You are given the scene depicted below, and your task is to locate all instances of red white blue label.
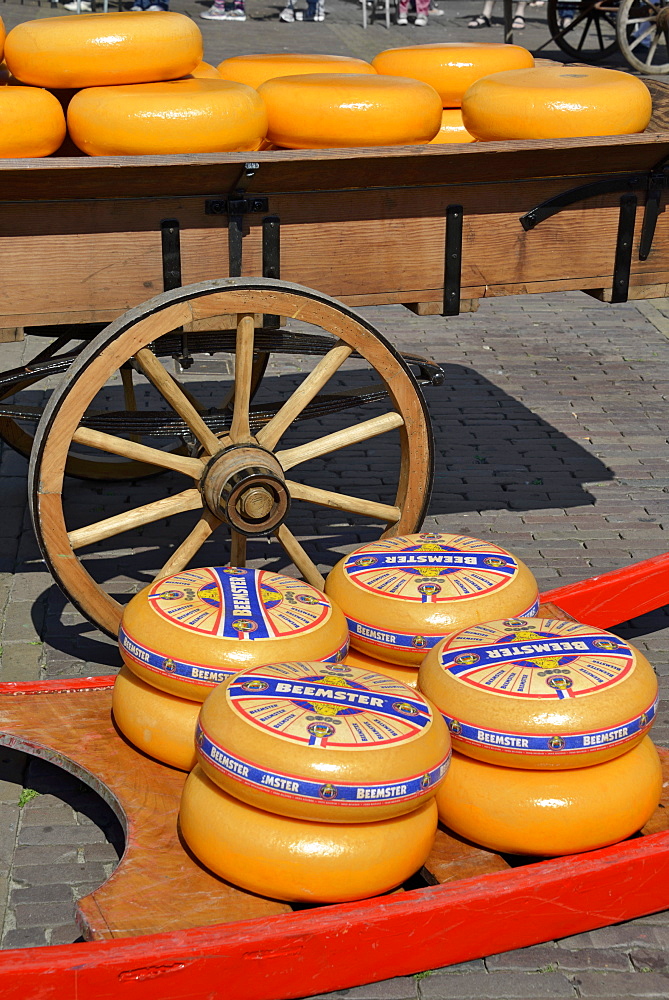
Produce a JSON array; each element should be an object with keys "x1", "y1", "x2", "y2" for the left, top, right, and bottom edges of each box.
[{"x1": 197, "y1": 721, "x2": 451, "y2": 807}]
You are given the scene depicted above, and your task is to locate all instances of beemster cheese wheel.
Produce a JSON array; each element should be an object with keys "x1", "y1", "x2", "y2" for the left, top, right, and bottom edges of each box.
[
  {"x1": 436, "y1": 739, "x2": 662, "y2": 856},
  {"x1": 4, "y1": 12, "x2": 202, "y2": 89},
  {"x1": 344, "y1": 645, "x2": 418, "y2": 688},
  {"x1": 119, "y1": 567, "x2": 349, "y2": 701},
  {"x1": 325, "y1": 532, "x2": 539, "y2": 666},
  {"x1": 0, "y1": 86, "x2": 66, "y2": 157},
  {"x1": 428, "y1": 109, "x2": 476, "y2": 145},
  {"x1": 112, "y1": 666, "x2": 199, "y2": 772},
  {"x1": 180, "y1": 765, "x2": 438, "y2": 902},
  {"x1": 197, "y1": 659, "x2": 451, "y2": 822},
  {"x1": 372, "y1": 43, "x2": 533, "y2": 108},
  {"x1": 257, "y1": 74, "x2": 442, "y2": 149},
  {"x1": 418, "y1": 616, "x2": 658, "y2": 769},
  {"x1": 68, "y1": 80, "x2": 267, "y2": 156},
  {"x1": 217, "y1": 52, "x2": 375, "y2": 90},
  {"x1": 461, "y1": 66, "x2": 652, "y2": 141}
]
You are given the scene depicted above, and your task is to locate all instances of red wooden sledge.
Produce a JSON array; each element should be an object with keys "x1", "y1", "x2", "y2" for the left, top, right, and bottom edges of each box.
[{"x1": 0, "y1": 558, "x2": 668, "y2": 1000}]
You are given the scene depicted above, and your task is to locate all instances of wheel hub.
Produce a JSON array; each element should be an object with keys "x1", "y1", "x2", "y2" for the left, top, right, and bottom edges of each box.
[
  {"x1": 657, "y1": 6, "x2": 668, "y2": 30},
  {"x1": 200, "y1": 444, "x2": 290, "y2": 536}
]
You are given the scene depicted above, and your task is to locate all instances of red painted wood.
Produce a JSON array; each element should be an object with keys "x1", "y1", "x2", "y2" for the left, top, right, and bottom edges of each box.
[
  {"x1": 0, "y1": 829, "x2": 668, "y2": 1000},
  {"x1": 0, "y1": 677, "x2": 116, "y2": 696},
  {"x1": 541, "y1": 551, "x2": 669, "y2": 628}
]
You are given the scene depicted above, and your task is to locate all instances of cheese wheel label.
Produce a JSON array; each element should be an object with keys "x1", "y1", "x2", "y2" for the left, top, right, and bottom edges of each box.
[
  {"x1": 342, "y1": 534, "x2": 522, "y2": 602},
  {"x1": 146, "y1": 567, "x2": 332, "y2": 639},
  {"x1": 226, "y1": 662, "x2": 434, "y2": 749},
  {"x1": 443, "y1": 694, "x2": 658, "y2": 757},
  {"x1": 439, "y1": 619, "x2": 635, "y2": 698},
  {"x1": 196, "y1": 721, "x2": 451, "y2": 807}
]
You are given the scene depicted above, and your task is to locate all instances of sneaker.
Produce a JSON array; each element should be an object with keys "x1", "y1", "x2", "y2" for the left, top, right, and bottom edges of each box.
[
  {"x1": 63, "y1": 1, "x2": 92, "y2": 9},
  {"x1": 396, "y1": 13, "x2": 407, "y2": 22},
  {"x1": 279, "y1": 5, "x2": 295, "y2": 18},
  {"x1": 146, "y1": 4, "x2": 168, "y2": 9},
  {"x1": 429, "y1": 4, "x2": 444, "y2": 13},
  {"x1": 414, "y1": 13, "x2": 427, "y2": 25},
  {"x1": 201, "y1": 4, "x2": 245, "y2": 16}
]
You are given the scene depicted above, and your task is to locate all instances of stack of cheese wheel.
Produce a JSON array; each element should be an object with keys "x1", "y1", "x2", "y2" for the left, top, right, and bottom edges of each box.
[
  {"x1": 461, "y1": 65, "x2": 652, "y2": 141},
  {"x1": 114, "y1": 566, "x2": 348, "y2": 771},
  {"x1": 325, "y1": 531, "x2": 539, "y2": 686},
  {"x1": 3, "y1": 13, "x2": 268, "y2": 155},
  {"x1": 418, "y1": 616, "x2": 662, "y2": 855},
  {"x1": 180, "y1": 659, "x2": 451, "y2": 902}
]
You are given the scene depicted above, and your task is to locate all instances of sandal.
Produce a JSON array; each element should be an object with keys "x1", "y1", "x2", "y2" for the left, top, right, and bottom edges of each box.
[
  {"x1": 468, "y1": 13, "x2": 490, "y2": 27},
  {"x1": 512, "y1": 14, "x2": 525, "y2": 27}
]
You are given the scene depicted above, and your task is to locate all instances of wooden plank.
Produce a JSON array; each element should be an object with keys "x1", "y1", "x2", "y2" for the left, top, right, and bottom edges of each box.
[
  {"x1": 423, "y1": 826, "x2": 510, "y2": 884},
  {"x1": 405, "y1": 300, "x2": 480, "y2": 316},
  {"x1": 0, "y1": 328, "x2": 24, "y2": 343}
]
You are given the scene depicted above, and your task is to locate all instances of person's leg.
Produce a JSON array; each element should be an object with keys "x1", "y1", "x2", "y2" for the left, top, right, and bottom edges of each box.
[
  {"x1": 468, "y1": 0, "x2": 494, "y2": 28},
  {"x1": 397, "y1": 0, "x2": 409, "y2": 25},
  {"x1": 414, "y1": 0, "x2": 430, "y2": 27}
]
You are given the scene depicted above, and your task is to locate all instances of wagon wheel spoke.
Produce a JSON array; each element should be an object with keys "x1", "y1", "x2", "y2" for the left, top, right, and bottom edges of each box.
[
  {"x1": 629, "y1": 22, "x2": 655, "y2": 47},
  {"x1": 274, "y1": 524, "x2": 325, "y2": 590},
  {"x1": 134, "y1": 347, "x2": 221, "y2": 456},
  {"x1": 230, "y1": 313, "x2": 256, "y2": 445},
  {"x1": 155, "y1": 509, "x2": 221, "y2": 580},
  {"x1": 230, "y1": 530, "x2": 247, "y2": 567},
  {"x1": 646, "y1": 32, "x2": 661, "y2": 62},
  {"x1": 285, "y1": 480, "x2": 400, "y2": 524},
  {"x1": 68, "y1": 488, "x2": 203, "y2": 550},
  {"x1": 169, "y1": 372, "x2": 207, "y2": 414},
  {"x1": 257, "y1": 341, "x2": 354, "y2": 451},
  {"x1": 275, "y1": 411, "x2": 404, "y2": 472},
  {"x1": 71, "y1": 426, "x2": 204, "y2": 478}
]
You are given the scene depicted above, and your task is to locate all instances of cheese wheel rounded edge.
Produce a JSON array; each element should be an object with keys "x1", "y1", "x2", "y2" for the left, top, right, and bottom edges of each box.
[
  {"x1": 428, "y1": 109, "x2": 476, "y2": 145},
  {"x1": 344, "y1": 644, "x2": 418, "y2": 688},
  {"x1": 461, "y1": 66, "x2": 652, "y2": 141},
  {"x1": 0, "y1": 87, "x2": 66, "y2": 157},
  {"x1": 325, "y1": 532, "x2": 539, "y2": 666},
  {"x1": 372, "y1": 42, "x2": 534, "y2": 108},
  {"x1": 418, "y1": 617, "x2": 658, "y2": 769},
  {"x1": 197, "y1": 659, "x2": 451, "y2": 821},
  {"x1": 5, "y1": 12, "x2": 203, "y2": 89},
  {"x1": 119, "y1": 567, "x2": 349, "y2": 701},
  {"x1": 180, "y1": 765, "x2": 438, "y2": 902},
  {"x1": 217, "y1": 52, "x2": 376, "y2": 90},
  {"x1": 112, "y1": 666, "x2": 199, "y2": 771},
  {"x1": 257, "y1": 73, "x2": 442, "y2": 149},
  {"x1": 436, "y1": 739, "x2": 662, "y2": 856}
]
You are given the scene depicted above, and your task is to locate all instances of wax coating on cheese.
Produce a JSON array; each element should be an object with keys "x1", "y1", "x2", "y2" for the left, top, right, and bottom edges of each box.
[
  {"x1": 325, "y1": 532, "x2": 539, "y2": 666},
  {"x1": 0, "y1": 86, "x2": 65, "y2": 157},
  {"x1": 217, "y1": 52, "x2": 375, "y2": 90},
  {"x1": 112, "y1": 666, "x2": 199, "y2": 771},
  {"x1": 197, "y1": 659, "x2": 451, "y2": 822},
  {"x1": 436, "y1": 739, "x2": 662, "y2": 856},
  {"x1": 119, "y1": 567, "x2": 349, "y2": 701},
  {"x1": 419, "y1": 617, "x2": 658, "y2": 769},
  {"x1": 344, "y1": 645, "x2": 418, "y2": 688},
  {"x1": 180, "y1": 765, "x2": 438, "y2": 902},
  {"x1": 428, "y1": 109, "x2": 476, "y2": 144}
]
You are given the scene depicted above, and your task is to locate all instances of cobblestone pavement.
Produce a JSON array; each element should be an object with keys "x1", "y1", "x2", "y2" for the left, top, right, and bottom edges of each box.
[{"x1": 2, "y1": 0, "x2": 669, "y2": 996}]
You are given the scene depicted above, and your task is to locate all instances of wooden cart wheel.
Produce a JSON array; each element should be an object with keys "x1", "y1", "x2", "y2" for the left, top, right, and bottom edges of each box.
[
  {"x1": 547, "y1": 0, "x2": 619, "y2": 61},
  {"x1": 617, "y1": 0, "x2": 669, "y2": 73},
  {"x1": 29, "y1": 278, "x2": 434, "y2": 638}
]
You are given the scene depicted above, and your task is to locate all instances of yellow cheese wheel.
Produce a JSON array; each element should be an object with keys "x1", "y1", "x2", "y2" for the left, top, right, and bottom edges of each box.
[
  {"x1": 461, "y1": 66, "x2": 652, "y2": 141},
  {"x1": 343, "y1": 644, "x2": 418, "y2": 688},
  {"x1": 418, "y1": 616, "x2": 658, "y2": 769},
  {"x1": 257, "y1": 74, "x2": 442, "y2": 149},
  {"x1": 0, "y1": 17, "x2": 5, "y2": 61},
  {"x1": 4, "y1": 12, "x2": 202, "y2": 89},
  {"x1": 217, "y1": 53, "x2": 375, "y2": 90},
  {"x1": 180, "y1": 765, "x2": 438, "y2": 902},
  {"x1": 197, "y1": 659, "x2": 451, "y2": 822},
  {"x1": 119, "y1": 567, "x2": 349, "y2": 702},
  {"x1": 68, "y1": 79, "x2": 267, "y2": 156},
  {"x1": 187, "y1": 61, "x2": 221, "y2": 80},
  {"x1": 428, "y1": 109, "x2": 476, "y2": 145},
  {"x1": 436, "y1": 739, "x2": 662, "y2": 856},
  {"x1": 0, "y1": 87, "x2": 66, "y2": 157},
  {"x1": 372, "y1": 43, "x2": 534, "y2": 109},
  {"x1": 112, "y1": 666, "x2": 199, "y2": 771},
  {"x1": 325, "y1": 532, "x2": 539, "y2": 667}
]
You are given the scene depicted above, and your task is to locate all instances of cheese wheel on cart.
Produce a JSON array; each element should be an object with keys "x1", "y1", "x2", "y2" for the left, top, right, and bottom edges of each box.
[
  {"x1": 344, "y1": 645, "x2": 418, "y2": 688},
  {"x1": 119, "y1": 567, "x2": 349, "y2": 702},
  {"x1": 372, "y1": 42, "x2": 533, "y2": 108},
  {"x1": 4, "y1": 13, "x2": 202, "y2": 89},
  {"x1": 428, "y1": 109, "x2": 476, "y2": 145},
  {"x1": 461, "y1": 66, "x2": 652, "y2": 141},
  {"x1": 180, "y1": 765, "x2": 438, "y2": 902},
  {"x1": 112, "y1": 666, "x2": 199, "y2": 771},
  {"x1": 325, "y1": 532, "x2": 539, "y2": 666},
  {"x1": 257, "y1": 74, "x2": 442, "y2": 149},
  {"x1": 0, "y1": 86, "x2": 66, "y2": 157},
  {"x1": 436, "y1": 739, "x2": 662, "y2": 856},
  {"x1": 217, "y1": 52, "x2": 375, "y2": 89},
  {"x1": 186, "y1": 61, "x2": 221, "y2": 80},
  {"x1": 68, "y1": 80, "x2": 267, "y2": 156},
  {"x1": 418, "y1": 617, "x2": 658, "y2": 769},
  {"x1": 196, "y1": 660, "x2": 451, "y2": 822}
]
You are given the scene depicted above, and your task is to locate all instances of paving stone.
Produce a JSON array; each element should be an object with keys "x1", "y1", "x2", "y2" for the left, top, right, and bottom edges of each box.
[
  {"x1": 14, "y1": 900, "x2": 76, "y2": 929},
  {"x1": 1, "y1": 927, "x2": 49, "y2": 950},
  {"x1": 11, "y1": 863, "x2": 106, "y2": 886},
  {"x1": 585, "y1": 926, "x2": 663, "y2": 949},
  {"x1": 0, "y1": 642, "x2": 43, "y2": 682},
  {"x1": 17, "y1": 825, "x2": 109, "y2": 847},
  {"x1": 419, "y1": 971, "x2": 576, "y2": 998},
  {"x1": 572, "y1": 972, "x2": 669, "y2": 997},
  {"x1": 343, "y1": 978, "x2": 417, "y2": 999},
  {"x1": 630, "y1": 949, "x2": 669, "y2": 973},
  {"x1": 556, "y1": 949, "x2": 631, "y2": 972},
  {"x1": 486, "y1": 945, "x2": 560, "y2": 972}
]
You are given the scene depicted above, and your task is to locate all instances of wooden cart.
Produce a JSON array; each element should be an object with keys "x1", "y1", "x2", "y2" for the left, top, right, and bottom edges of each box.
[{"x1": 4, "y1": 85, "x2": 669, "y2": 997}]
